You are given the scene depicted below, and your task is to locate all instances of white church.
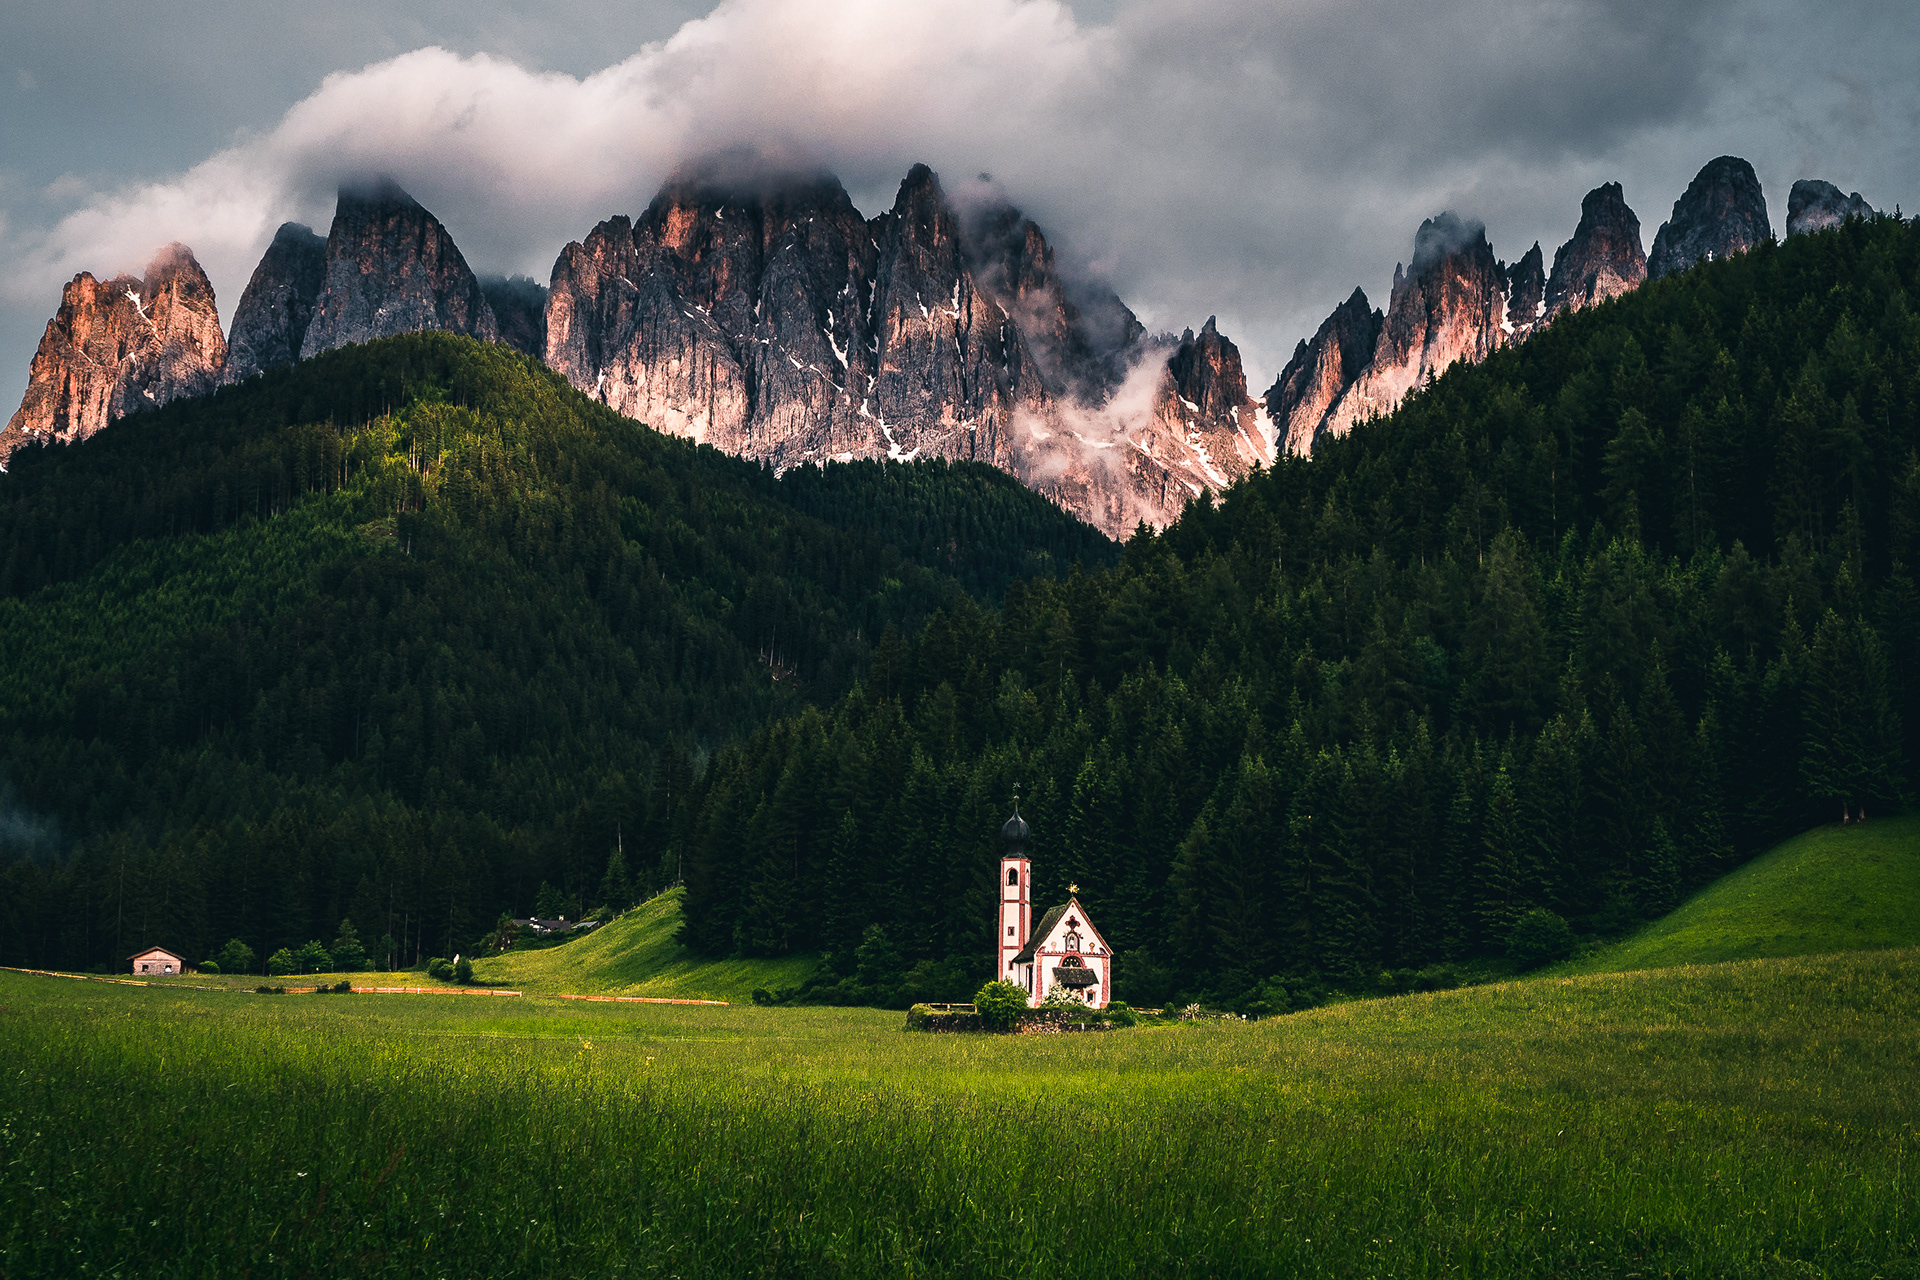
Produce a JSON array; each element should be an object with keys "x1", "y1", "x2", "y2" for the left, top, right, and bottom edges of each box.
[{"x1": 997, "y1": 806, "x2": 1113, "y2": 1007}]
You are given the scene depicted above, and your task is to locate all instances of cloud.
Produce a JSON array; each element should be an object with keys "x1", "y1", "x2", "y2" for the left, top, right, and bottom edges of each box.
[{"x1": 3, "y1": 0, "x2": 1917, "y2": 399}]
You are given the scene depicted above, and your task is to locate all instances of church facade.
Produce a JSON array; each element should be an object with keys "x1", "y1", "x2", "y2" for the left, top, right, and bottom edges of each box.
[{"x1": 996, "y1": 809, "x2": 1113, "y2": 1008}]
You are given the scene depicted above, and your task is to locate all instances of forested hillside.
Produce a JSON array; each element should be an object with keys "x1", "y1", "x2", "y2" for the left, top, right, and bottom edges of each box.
[
  {"x1": 679, "y1": 215, "x2": 1920, "y2": 1009},
  {"x1": 0, "y1": 335, "x2": 1114, "y2": 972}
]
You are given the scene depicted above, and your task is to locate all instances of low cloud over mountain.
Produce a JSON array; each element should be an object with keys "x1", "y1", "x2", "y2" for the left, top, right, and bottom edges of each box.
[{"x1": 3, "y1": 0, "x2": 1917, "y2": 422}]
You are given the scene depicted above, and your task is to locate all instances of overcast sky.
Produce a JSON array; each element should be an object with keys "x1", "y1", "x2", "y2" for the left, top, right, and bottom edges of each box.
[{"x1": 4, "y1": 0, "x2": 1917, "y2": 414}]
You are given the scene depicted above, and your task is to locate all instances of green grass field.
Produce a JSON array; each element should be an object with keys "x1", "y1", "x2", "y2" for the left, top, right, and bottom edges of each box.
[
  {"x1": 2, "y1": 949, "x2": 1914, "y2": 1278},
  {"x1": 1564, "y1": 814, "x2": 1920, "y2": 975},
  {"x1": 470, "y1": 888, "x2": 817, "y2": 1001}
]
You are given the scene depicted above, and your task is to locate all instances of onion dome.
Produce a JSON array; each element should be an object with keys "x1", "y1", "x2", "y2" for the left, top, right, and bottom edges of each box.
[{"x1": 1002, "y1": 809, "x2": 1029, "y2": 856}]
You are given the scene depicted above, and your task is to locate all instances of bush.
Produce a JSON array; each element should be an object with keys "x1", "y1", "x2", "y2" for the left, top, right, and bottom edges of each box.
[
  {"x1": 266, "y1": 948, "x2": 296, "y2": 977},
  {"x1": 1102, "y1": 1001, "x2": 1139, "y2": 1028},
  {"x1": 454, "y1": 957, "x2": 474, "y2": 984},
  {"x1": 427, "y1": 957, "x2": 455, "y2": 982},
  {"x1": 216, "y1": 938, "x2": 256, "y2": 975},
  {"x1": 330, "y1": 919, "x2": 369, "y2": 972},
  {"x1": 1508, "y1": 909, "x2": 1576, "y2": 970},
  {"x1": 197, "y1": 960, "x2": 220, "y2": 975},
  {"x1": 972, "y1": 980, "x2": 1029, "y2": 1032},
  {"x1": 293, "y1": 940, "x2": 332, "y2": 974}
]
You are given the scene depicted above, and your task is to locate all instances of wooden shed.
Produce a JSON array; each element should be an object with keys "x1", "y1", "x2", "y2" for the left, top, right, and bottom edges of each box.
[{"x1": 129, "y1": 946, "x2": 184, "y2": 976}]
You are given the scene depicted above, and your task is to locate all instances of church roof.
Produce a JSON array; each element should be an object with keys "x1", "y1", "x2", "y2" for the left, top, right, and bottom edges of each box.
[{"x1": 1011, "y1": 904, "x2": 1071, "y2": 964}]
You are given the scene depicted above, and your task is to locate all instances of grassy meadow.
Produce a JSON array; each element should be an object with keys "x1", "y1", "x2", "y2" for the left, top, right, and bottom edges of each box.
[
  {"x1": 2, "y1": 948, "x2": 1915, "y2": 1278},
  {"x1": 470, "y1": 889, "x2": 816, "y2": 1002},
  {"x1": 1564, "y1": 815, "x2": 1920, "y2": 975}
]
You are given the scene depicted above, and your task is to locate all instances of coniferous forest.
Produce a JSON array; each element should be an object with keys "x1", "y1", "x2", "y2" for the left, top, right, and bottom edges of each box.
[
  {"x1": 1, "y1": 217, "x2": 1916, "y2": 1009},
  {"x1": 0, "y1": 336, "x2": 1113, "y2": 972},
  {"x1": 679, "y1": 215, "x2": 1920, "y2": 1009}
]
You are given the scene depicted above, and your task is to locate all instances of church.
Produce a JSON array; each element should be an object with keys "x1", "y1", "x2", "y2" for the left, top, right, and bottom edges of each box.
[{"x1": 996, "y1": 806, "x2": 1113, "y2": 1008}]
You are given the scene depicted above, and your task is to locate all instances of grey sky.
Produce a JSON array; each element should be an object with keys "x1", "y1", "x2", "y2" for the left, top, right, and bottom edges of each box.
[{"x1": 4, "y1": 0, "x2": 1916, "y2": 415}]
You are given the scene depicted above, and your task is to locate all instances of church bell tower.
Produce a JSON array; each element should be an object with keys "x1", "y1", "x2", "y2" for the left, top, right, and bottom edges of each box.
[{"x1": 997, "y1": 801, "x2": 1032, "y2": 986}]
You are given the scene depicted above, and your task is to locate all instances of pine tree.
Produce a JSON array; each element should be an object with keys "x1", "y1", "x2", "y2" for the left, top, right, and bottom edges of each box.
[
  {"x1": 1801, "y1": 611, "x2": 1905, "y2": 818},
  {"x1": 1475, "y1": 768, "x2": 1527, "y2": 948},
  {"x1": 330, "y1": 917, "x2": 368, "y2": 972},
  {"x1": 598, "y1": 843, "x2": 635, "y2": 914},
  {"x1": 533, "y1": 880, "x2": 569, "y2": 919}
]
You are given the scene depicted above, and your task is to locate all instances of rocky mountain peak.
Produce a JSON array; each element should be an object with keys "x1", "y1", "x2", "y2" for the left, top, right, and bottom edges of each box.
[
  {"x1": 1648, "y1": 157, "x2": 1770, "y2": 279},
  {"x1": 1545, "y1": 182, "x2": 1646, "y2": 317},
  {"x1": 2, "y1": 242, "x2": 227, "y2": 465},
  {"x1": 1264, "y1": 286, "x2": 1381, "y2": 457},
  {"x1": 1408, "y1": 211, "x2": 1492, "y2": 278},
  {"x1": 1148, "y1": 317, "x2": 1267, "y2": 484},
  {"x1": 222, "y1": 221, "x2": 326, "y2": 384},
  {"x1": 957, "y1": 188, "x2": 1143, "y2": 406},
  {"x1": 299, "y1": 178, "x2": 498, "y2": 360},
  {"x1": 1786, "y1": 179, "x2": 1876, "y2": 237},
  {"x1": 1323, "y1": 212, "x2": 1508, "y2": 437},
  {"x1": 1503, "y1": 243, "x2": 1547, "y2": 342}
]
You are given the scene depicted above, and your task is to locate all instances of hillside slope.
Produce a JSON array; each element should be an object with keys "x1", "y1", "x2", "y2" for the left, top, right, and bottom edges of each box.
[
  {"x1": 470, "y1": 889, "x2": 811, "y2": 1002},
  {"x1": 0, "y1": 334, "x2": 1114, "y2": 975},
  {"x1": 675, "y1": 215, "x2": 1920, "y2": 1007},
  {"x1": 1563, "y1": 814, "x2": 1920, "y2": 973}
]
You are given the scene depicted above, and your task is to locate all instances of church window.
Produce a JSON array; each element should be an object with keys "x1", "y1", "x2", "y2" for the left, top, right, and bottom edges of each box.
[
  {"x1": 1007, "y1": 868, "x2": 1019, "y2": 886},
  {"x1": 1064, "y1": 930, "x2": 1082, "y2": 952},
  {"x1": 1006, "y1": 926, "x2": 1015, "y2": 937}
]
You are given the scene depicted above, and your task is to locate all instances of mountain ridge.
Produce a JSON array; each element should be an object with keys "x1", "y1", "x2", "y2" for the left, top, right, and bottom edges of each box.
[{"x1": 6, "y1": 154, "x2": 1889, "y2": 521}]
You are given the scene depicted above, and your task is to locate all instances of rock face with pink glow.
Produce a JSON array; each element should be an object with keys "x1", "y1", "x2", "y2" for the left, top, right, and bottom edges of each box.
[
  {"x1": 1, "y1": 243, "x2": 227, "y2": 465},
  {"x1": 546, "y1": 159, "x2": 1272, "y2": 535},
  {"x1": 1282, "y1": 182, "x2": 1652, "y2": 453},
  {"x1": 1544, "y1": 182, "x2": 1647, "y2": 318},
  {"x1": 1320, "y1": 213, "x2": 1511, "y2": 438},
  {"x1": 1147, "y1": 319, "x2": 1267, "y2": 496},
  {"x1": 1263, "y1": 287, "x2": 1381, "y2": 458}
]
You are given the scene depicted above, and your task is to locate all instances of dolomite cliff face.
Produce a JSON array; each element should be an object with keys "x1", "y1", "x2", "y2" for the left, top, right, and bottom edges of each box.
[
  {"x1": 1143, "y1": 318, "x2": 1269, "y2": 498},
  {"x1": 2, "y1": 243, "x2": 227, "y2": 465},
  {"x1": 1786, "y1": 180, "x2": 1876, "y2": 237},
  {"x1": 1322, "y1": 213, "x2": 1511, "y2": 437},
  {"x1": 221, "y1": 221, "x2": 326, "y2": 384},
  {"x1": 1544, "y1": 182, "x2": 1646, "y2": 318},
  {"x1": 547, "y1": 161, "x2": 1270, "y2": 536},
  {"x1": 1263, "y1": 287, "x2": 1381, "y2": 457},
  {"x1": 300, "y1": 179, "x2": 498, "y2": 359},
  {"x1": 1503, "y1": 243, "x2": 1547, "y2": 343},
  {"x1": 1282, "y1": 181, "x2": 1652, "y2": 453},
  {"x1": 1648, "y1": 157, "x2": 1771, "y2": 280}
]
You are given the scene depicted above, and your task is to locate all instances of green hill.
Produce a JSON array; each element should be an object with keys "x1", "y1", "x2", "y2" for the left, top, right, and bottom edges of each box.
[
  {"x1": 0, "y1": 334, "x2": 1114, "y2": 976},
  {"x1": 674, "y1": 215, "x2": 1920, "y2": 1007},
  {"x1": 469, "y1": 888, "x2": 811, "y2": 1002},
  {"x1": 1564, "y1": 814, "x2": 1920, "y2": 973}
]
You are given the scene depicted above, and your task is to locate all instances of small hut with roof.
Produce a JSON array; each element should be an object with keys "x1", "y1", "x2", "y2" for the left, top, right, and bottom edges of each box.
[{"x1": 995, "y1": 805, "x2": 1113, "y2": 1007}]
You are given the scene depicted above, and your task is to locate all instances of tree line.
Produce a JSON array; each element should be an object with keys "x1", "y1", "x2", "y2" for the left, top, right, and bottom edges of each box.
[
  {"x1": 0, "y1": 336, "x2": 1112, "y2": 973},
  {"x1": 676, "y1": 214, "x2": 1919, "y2": 1009}
]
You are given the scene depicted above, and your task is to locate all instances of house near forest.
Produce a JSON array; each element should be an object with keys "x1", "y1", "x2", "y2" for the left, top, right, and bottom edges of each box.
[
  {"x1": 997, "y1": 808, "x2": 1113, "y2": 1007},
  {"x1": 511, "y1": 916, "x2": 600, "y2": 937},
  {"x1": 130, "y1": 946, "x2": 184, "y2": 976}
]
